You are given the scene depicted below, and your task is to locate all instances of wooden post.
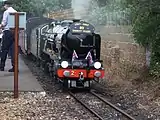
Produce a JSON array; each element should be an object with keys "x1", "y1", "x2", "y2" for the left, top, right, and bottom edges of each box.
[
  {"x1": 8, "y1": 12, "x2": 26, "y2": 98},
  {"x1": 14, "y1": 13, "x2": 19, "y2": 98}
]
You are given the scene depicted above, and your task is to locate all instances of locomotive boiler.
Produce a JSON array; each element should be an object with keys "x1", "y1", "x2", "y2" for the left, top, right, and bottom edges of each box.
[{"x1": 22, "y1": 17, "x2": 105, "y2": 89}]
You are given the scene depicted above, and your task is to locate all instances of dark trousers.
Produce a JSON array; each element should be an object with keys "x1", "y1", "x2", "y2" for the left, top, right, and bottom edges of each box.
[
  {"x1": 0, "y1": 30, "x2": 14, "y2": 68},
  {"x1": 8, "y1": 47, "x2": 11, "y2": 57}
]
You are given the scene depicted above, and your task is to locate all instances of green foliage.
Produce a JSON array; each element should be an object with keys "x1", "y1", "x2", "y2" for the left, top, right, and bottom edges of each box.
[
  {"x1": 126, "y1": 0, "x2": 160, "y2": 77},
  {"x1": 9, "y1": 0, "x2": 35, "y2": 16},
  {"x1": 1, "y1": 0, "x2": 71, "y2": 17},
  {"x1": 87, "y1": 0, "x2": 160, "y2": 77}
]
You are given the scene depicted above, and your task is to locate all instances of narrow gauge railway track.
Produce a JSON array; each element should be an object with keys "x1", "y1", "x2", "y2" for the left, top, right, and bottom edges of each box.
[
  {"x1": 69, "y1": 90, "x2": 136, "y2": 120},
  {"x1": 23, "y1": 56, "x2": 136, "y2": 120}
]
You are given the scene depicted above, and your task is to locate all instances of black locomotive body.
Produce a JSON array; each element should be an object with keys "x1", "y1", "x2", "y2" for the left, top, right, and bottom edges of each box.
[{"x1": 23, "y1": 17, "x2": 105, "y2": 89}]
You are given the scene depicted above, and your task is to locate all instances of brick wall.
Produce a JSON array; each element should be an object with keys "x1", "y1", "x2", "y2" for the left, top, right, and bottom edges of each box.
[
  {"x1": 47, "y1": 9, "x2": 74, "y2": 19},
  {"x1": 101, "y1": 40, "x2": 146, "y2": 81},
  {"x1": 47, "y1": 9, "x2": 146, "y2": 81}
]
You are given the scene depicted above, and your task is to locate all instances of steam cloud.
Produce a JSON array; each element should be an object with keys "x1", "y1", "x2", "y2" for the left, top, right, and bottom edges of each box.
[{"x1": 71, "y1": 0, "x2": 91, "y2": 20}]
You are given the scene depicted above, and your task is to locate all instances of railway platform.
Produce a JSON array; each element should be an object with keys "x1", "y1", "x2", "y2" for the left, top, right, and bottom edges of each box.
[{"x1": 0, "y1": 55, "x2": 44, "y2": 92}]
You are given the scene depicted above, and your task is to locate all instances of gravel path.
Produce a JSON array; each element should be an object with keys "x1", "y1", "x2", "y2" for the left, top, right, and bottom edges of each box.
[
  {"x1": 0, "y1": 55, "x2": 97, "y2": 120},
  {"x1": 1, "y1": 55, "x2": 159, "y2": 120},
  {"x1": 0, "y1": 92, "x2": 97, "y2": 120}
]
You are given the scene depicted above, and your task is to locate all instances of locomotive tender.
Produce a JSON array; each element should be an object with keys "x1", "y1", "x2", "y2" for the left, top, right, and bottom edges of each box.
[{"x1": 21, "y1": 17, "x2": 105, "y2": 89}]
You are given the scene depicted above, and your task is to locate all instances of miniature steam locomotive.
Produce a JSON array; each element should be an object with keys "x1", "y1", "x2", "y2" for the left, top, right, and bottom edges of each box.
[{"x1": 20, "y1": 17, "x2": 105, "y2": 89}]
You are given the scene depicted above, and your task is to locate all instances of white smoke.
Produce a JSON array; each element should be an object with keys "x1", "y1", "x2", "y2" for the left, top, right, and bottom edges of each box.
[
  {"x1": 71, "y1": 0, "x2": 106, "y2": 33},
  {"x1": 71, "y1": 0, "x2": 132, "y2": 36},
  {"x1": 71, "y1": 0, "x2": 131, "y2": 26},
  {"x1": 71, "y1": 0, "x2": 107, "y2": 27},
  {"x1": 71, "y1": 0, "x2": 91, "y2": 20}
]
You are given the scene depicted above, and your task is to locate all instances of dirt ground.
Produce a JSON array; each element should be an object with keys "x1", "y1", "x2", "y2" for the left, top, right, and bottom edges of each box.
[{"x1": 93, "y1": 70, "x2": 160, "y2": 120}]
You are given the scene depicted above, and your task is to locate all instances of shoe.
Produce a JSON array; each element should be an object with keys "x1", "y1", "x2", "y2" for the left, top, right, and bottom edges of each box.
[
  {"x1": 8, "y1": 68, "x2": 19, "y2": 72},
  {"x1": 0, "y1": 67, "x2": 4, "y2": 71},
  {"x1": 8, "y1": 68, "x2": 14, "y2": 72}
]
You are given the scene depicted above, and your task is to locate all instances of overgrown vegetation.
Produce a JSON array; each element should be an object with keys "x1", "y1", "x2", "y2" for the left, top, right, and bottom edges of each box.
[
  {"x1": 124, "y1": 0, "x2": 160, "y2": 77},
  {"x1": 88, "y1": 0, "x2": 160, "y2": 77},
  {"x1": 0, "y1": 0, "x2": 71, "y2": 18}
]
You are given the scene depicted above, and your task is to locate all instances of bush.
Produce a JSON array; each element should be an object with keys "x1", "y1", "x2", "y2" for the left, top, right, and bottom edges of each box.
[{"x1": 127, "y1": 0, "x2": 160, "y2": 77}]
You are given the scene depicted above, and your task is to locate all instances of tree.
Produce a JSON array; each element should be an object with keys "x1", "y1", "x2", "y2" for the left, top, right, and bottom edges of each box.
[
  {"x1": 125, "y1": 0, "x2": 160, "y2": 77},
  {"x1": 5, "y1": 0, "x2": 72, "y2": 17},
  {"x1": 9, "y1": 0, "x2": 35, "y2": 17}
]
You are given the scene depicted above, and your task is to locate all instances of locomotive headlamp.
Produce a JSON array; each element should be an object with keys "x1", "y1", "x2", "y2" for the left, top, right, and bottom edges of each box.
[
  {"x1": 94, "y1": 62, "x2": 101, "y2": 69},
  {"x1": 61, "y1": 61, "x2": 69, "y2": 68}
]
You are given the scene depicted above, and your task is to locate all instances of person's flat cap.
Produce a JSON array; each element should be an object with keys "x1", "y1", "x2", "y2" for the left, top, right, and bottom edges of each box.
[{"x1": 3, "y1": 1, "x2": 12, "y2": 5}]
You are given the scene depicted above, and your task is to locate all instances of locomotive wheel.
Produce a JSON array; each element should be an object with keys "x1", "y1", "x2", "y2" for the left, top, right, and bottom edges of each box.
[
  {"x1": 39, "y1": 61, "x2": 48, "y2": 74},
  {"x1": 31, "y1": 56, "x2": 37, "y2": 62},
  {"x1": 49, "y1": 71, "x2": 53, "y2": 77},
  {"x1": 36, "y1": 59, "x2": 41, "y2": 67},
  {"x1": 44, "y1": 63, "x2": 49, "y2": 74},
  {"x1": 53, "y1": 75, "x2": 59, "y2": 85},
  {"x1": 62, "y1": 79, "x2": 70, "y2": 90}
]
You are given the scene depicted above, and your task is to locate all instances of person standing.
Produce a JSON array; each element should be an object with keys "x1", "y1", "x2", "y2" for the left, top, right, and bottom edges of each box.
[
  {"x1": 8, "y1": 48, "x2": 11, "y2": 59},
  {"x1": 0, "y1": 1, "x2": 17, "y2": 72},
  {"x1": 0, "y1": 29, "x2": 2, "y2": 50}
]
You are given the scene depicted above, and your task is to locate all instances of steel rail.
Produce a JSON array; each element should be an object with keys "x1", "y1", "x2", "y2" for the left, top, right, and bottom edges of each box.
[
  {"x1": 69, "y1": 91, "x2": 104, "y2": 120},
  {"x1": 90, "y1": 90, "x2": 137, "y2": 120}
]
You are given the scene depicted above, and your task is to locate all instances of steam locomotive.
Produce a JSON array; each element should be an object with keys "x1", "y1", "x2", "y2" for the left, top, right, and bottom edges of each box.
[{"x1": 20, "y1": 17, "x2": 105, "y2": 89}]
